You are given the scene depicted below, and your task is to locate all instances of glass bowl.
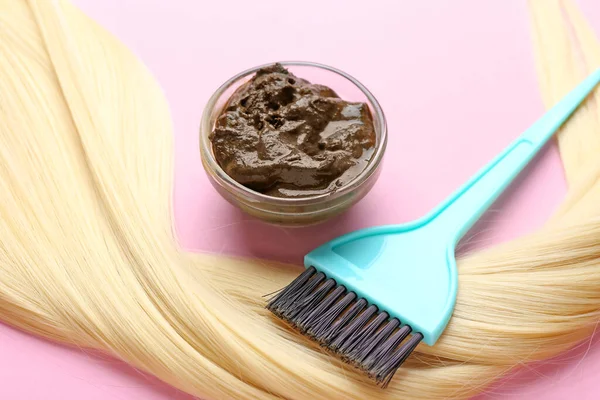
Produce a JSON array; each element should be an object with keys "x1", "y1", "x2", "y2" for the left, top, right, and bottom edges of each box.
[{"x1": 199, "y1": 61, "x2": 387, "y2": 227}]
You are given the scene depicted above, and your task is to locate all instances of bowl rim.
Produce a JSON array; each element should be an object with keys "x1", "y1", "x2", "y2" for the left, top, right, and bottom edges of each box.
[{"x1": 199, "y1": 60, "x2": 388, "y2": 206}]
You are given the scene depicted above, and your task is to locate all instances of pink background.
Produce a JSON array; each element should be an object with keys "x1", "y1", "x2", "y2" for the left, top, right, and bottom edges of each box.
[{"x1": 2, "y1": 0, "x2": 600, "y2": 398}]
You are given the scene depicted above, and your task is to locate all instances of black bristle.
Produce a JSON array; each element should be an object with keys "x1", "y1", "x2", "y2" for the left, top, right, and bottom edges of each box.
[
  {"x1": 329, "y1": 305, "x2": 377, "y2": 354},
  {"x1": 372, "y1": 333, "x2": 424, "y2": 388},
  {"x1": 296, "y1": 285, "x2": 345, "y2": 332},
  {"x1": 338, "y1": 311, "x2": 389, "y2": 357},
  {"x1": 320, "y1": 298, "x2": 367, "y2": 344},
  {"x1": 349, "y1": 318, "x2": 400, "y2": 365},
  {"x1": 279, "y1": 272, "x2": 326, "y2": 320},
  {"x1": 292, "y1": 278, "x2": 337, "y2": 326},
  {"x1": 266, "y1": 268, "x2": 424, "y2": 389},
  {"x1": 266, "y1": 266, "x2": 316, "y2": 314},
  {"x1": 308, "y1": 291, "x2": 356, "y2": 340},
  {"x1": 362, "y1": 325, "x2": 412, "y2": 371}
]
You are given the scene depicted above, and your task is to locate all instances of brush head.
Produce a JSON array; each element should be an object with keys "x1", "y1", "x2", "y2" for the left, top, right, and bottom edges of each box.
[
  {"x1": 266, "y1": 266, "x2": 424, "y2": 388},
  {"x1": 266, "y1": 224, "x2": 458, "y2": 387}
]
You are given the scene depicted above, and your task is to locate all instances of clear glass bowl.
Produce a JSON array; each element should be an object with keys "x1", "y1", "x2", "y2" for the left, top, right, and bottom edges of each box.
[{"x1": 200, "y1": 61, "x2": 387, "y2": 227}]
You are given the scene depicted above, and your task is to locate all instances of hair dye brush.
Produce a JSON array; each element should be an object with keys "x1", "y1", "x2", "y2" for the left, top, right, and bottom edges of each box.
[{"x1": 266, "y1": 69, "x2": 600, "y2": 388}]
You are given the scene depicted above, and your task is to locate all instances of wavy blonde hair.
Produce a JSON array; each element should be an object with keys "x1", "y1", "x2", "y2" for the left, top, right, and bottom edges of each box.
[{"x1": 1, "y1": 0, "x2": 600, "y2": 398}]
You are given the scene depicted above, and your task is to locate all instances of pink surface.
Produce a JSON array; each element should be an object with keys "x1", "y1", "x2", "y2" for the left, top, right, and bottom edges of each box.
[{"x1": 2, "y1": 0, "x2": 600, "y2": 399}]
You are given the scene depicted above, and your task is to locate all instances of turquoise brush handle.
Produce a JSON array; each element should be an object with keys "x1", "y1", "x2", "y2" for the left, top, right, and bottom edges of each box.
[
  {"x1": 304, "y1": 68, "x2": 600, "y2": 347},
  {"x1": 430, "y1": 68, "x2": 600, "y2": 243}
]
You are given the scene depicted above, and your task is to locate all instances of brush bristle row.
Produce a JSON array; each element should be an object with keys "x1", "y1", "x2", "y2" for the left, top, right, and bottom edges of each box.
[{"x1": 266, "y1": 266, "x2": 424, "y2": 388}]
